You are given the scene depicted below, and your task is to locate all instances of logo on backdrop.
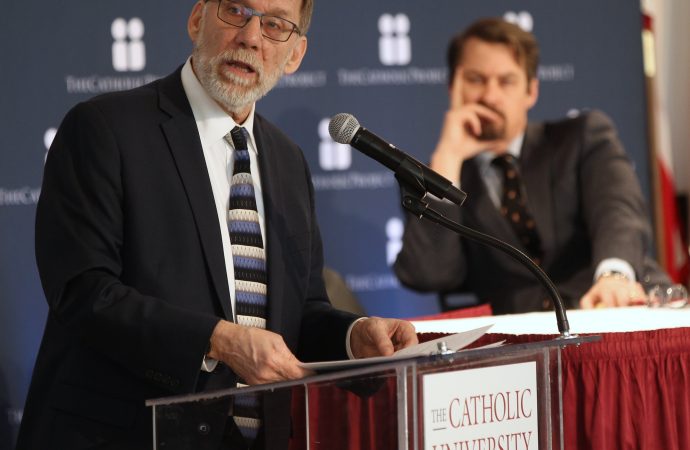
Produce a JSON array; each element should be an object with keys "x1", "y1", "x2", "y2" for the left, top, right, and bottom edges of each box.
[
  {"x1": 378, "y1": 14, "x2": 411, "y2": 66},
  {"x1": 386, "y1": 217, "x2": 404, "y2": 266},
  {"x1": 503, "y1": 11, "x2": 534, "y2": 32},
  {"x1": 337, "y1": 13, "x2": 445, "y2": 87},
  {"x1": 311, "y1": 117, "x2": 395, "y2": 192},
  {"x1": 64, "y1": 17, "x2": 160, "y2": 95},
  {"x1": 0, "y1": 187, "x2": 41, "y2": 207},
  {"x1": 277, "y1": 71, "x2": 328, "y2": 89},
  {"x1": 318, "y1": 118, "x2": 351, "y2": 171},
  {"x1": 0, "y1": 129, "x2": 47, "y2": 207},
  {"x1": 44, "y1": 127, "x2": 57, "y2": 161},
  {"x1": 112, "y1": 18, "x2": 146, "y2": 72},
  {"x1": 344, "y1": 217, "x2": 403, "y2": 293},
  {"x1": 502, "y1": 11, "x2": 575, "y2": 82}
]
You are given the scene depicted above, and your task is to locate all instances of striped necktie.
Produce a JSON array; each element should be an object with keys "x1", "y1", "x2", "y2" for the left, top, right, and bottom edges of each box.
[{"x1": 225, "y1": 126, "x2": 266, "y2": 444}]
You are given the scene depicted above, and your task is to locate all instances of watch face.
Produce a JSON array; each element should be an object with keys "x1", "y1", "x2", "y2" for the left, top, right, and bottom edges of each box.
[{"x1": 598, "y1": 271, "x2": 628, "y2": 281}]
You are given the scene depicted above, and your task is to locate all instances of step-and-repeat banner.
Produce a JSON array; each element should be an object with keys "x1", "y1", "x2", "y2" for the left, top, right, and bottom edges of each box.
[{"x1": 0, "y1": 0, "x2": 648, "y2": 444}]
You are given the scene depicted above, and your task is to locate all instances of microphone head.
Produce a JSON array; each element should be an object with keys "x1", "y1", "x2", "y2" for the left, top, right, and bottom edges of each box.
[{"x1": 329, "y1": 113, "x2": 360, "y2": 144}]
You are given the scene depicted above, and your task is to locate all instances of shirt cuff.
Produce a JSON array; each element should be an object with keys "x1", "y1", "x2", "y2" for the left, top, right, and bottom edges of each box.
[
  {"x1": 594, "y1": 258, "x2": 636, "y2": 282},
  {"x1": 201, "y1": 355, "x2": 219, "y2": 372},
  {"x1": 346, "y1": 317, "x2": 369, "y2": 360}
]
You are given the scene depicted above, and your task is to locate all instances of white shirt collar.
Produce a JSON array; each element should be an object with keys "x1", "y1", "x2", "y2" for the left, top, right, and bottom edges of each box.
[
  {"x1": 476, "y1": 132, "x2": 525, "y2": 168},
  {"x1": 180, "y1": 57, "x2": 257, "y2": 151}
]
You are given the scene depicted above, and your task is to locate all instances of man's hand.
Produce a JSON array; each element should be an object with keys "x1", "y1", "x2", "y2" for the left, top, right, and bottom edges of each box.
[
  {"x1": 207, "y1": 320, "x2": 311, "y2": 385},
  {"x1": 430, "y1": 69, "x2": 507, "y2": 182},
  {"x1": 349, "y1": 317, "x2": 418, "y2": 359},
  {"x1": 580, "y1": 277, "x2": 647, "y2": 309}
]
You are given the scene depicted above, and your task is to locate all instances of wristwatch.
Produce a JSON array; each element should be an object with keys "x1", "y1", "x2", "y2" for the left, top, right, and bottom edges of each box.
[{"x1": 597, "y1": 270, "x2": 631, "y2": 281}]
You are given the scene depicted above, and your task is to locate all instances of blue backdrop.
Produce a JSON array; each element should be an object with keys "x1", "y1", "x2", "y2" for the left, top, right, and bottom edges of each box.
[{"x1": 0, "y1": 0, "x2": 650, "y2": 445}]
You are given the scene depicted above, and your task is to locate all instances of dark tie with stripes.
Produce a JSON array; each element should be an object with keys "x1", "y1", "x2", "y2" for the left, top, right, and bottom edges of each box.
[
  {"x1": 225, "y1": 126, "x2": 266, "y2": 445},
  {"x1": 491, "y1": 153, "x2": 543, "y2": 263}
]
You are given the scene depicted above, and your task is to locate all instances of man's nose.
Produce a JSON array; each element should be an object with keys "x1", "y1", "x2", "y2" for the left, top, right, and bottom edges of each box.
[
  {"x1": 481, "y1": 79, "x2": 502, "y2": 105},
  {"x1": 234, "y1": 15, "x2": 262, "y2": 49}
]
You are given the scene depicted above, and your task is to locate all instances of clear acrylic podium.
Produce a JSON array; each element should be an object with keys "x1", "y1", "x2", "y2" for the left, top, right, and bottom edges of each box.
[{"x1": 147, "y1": 336, "x2": 594, "y2": 450}]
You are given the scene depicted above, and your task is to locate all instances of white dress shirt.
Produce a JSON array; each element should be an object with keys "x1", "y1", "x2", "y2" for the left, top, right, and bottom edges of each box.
[
  {"x1": 181, "y1": 59, "x2": 360, "y2": 370},
  {"x1": 181, "y1": 58, "x2": 267, "y2": 320}
]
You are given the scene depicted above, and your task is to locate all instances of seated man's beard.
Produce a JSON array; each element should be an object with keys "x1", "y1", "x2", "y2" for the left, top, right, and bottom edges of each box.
[
  {"x1": 478, "y1": 118, "x2": 506, "y2": 141},
  {"x1": 477, "y1": 102, "x2": 507, "y2": 141}
]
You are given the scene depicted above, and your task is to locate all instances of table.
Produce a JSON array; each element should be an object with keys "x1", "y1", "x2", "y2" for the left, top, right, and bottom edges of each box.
[
  {"x1": 412, "y1": 307, "x2": 690, "y2": 450},
  {"x1": 289, "y1": 307, "x2": 690, "y2": 450}
]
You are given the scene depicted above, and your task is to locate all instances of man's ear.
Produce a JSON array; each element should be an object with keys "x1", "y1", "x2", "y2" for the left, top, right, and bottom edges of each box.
[
  {"x1": 526, "y1": 77, "x2": 539, "y2": 109},
  {"x1": 283, "y1": 36, "x2": 308, "y2": 75},
  {"x1": 188, "y1": 1, "x2": 204, "y2": 43}
]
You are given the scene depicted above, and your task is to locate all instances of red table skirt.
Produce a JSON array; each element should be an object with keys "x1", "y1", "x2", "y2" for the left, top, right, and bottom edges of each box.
[{"x1": 290, "y1": 327, "x2": 690, "y2": 450}]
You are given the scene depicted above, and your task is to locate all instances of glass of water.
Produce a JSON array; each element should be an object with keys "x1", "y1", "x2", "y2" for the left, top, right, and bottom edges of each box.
[{"x1": 647, "y1": 284, "x2": 689, "y2": 308}]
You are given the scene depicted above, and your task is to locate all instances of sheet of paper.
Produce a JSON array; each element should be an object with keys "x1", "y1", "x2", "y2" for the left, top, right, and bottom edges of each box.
[
  {"x1": 393, "y1": 324, "x2": 493, "y2": 356},
  {"x1": 300, "y1": 324, "x2": 493, "y2": 371}
]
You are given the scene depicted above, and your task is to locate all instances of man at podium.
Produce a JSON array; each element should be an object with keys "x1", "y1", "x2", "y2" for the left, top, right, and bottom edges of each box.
[
  {"x1": 18, "y1": 0, "x2": 417, "y2": 449},
  {"x1": 394, "y1": 18, "x2": 669, "y2": 314}
]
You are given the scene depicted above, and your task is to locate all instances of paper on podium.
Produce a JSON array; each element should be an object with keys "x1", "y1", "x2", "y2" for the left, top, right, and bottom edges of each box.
[{"x1": 300, "y1": 324, "x2": 493, "y2": 371}]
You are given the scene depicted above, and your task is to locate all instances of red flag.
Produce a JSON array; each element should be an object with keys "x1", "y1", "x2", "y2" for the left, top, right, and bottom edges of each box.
[{"x1": 642, "y1": 12, "x2": 690, "y2": 284}]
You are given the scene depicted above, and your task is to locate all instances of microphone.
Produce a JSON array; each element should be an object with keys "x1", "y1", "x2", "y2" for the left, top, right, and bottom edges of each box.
[{"x1": 328, "y1": 113, "x2": 467, "y2": 205}]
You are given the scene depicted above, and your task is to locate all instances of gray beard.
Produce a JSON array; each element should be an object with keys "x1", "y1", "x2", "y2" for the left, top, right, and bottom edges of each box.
[{"x1": 192, "y1": 46, "x2": 286, "y2": 115}]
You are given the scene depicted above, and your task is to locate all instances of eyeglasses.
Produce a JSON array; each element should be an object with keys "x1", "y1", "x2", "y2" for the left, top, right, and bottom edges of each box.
[{"x1": 212, "y1": 0, "x2": 302, "y2": 42}]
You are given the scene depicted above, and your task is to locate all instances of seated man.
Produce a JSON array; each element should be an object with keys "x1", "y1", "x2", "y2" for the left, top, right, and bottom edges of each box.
[{"x1": 394, "y1": 18, "x2": 669, "y2": 314}]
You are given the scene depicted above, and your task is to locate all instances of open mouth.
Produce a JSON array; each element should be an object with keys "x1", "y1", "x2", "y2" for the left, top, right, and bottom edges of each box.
[{"x1": 225, "y1": 59, "x2": 257, "y2": 75}]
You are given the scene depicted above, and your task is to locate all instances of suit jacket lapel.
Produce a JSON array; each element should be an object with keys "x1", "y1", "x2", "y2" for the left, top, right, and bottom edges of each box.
[
  {"x1": 520, "y1": 122, "x2": 555, "y2": 260},
  {"x1": 253, "y1": 116, "x2": 286, "y2": 334},
  {"x1": 157, "y1": 69, "x2": 233, "y2": 321}
]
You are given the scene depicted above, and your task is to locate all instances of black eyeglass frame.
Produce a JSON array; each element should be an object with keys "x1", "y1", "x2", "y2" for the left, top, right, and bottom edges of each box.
[{"x1": 209, "y1": 0, "x2": 302, "y2": 42}]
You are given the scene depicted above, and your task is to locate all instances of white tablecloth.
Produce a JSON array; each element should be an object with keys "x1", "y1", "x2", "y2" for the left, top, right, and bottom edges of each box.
[{"x1": 411, "y1": 306, "x2": 690, "y2": 335}]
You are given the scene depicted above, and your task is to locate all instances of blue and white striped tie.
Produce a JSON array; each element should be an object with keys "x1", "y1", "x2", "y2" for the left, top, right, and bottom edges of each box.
[{"x1": 225, "y1": 126, "x2": 266, "y2": 444}]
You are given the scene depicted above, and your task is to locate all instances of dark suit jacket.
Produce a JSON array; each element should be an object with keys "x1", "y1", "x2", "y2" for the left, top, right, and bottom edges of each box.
[
  {"x1": 394, "y1": 110, "x2": 669, "y2": 314},
  {"x1": 17, "y1": 67, "x2": 358, "y2": 450}
]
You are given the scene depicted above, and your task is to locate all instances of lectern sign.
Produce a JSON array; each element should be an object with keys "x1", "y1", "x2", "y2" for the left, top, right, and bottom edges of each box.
[{"x1": 422, "y1": 362, "x2": 538, "y2": 450}]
